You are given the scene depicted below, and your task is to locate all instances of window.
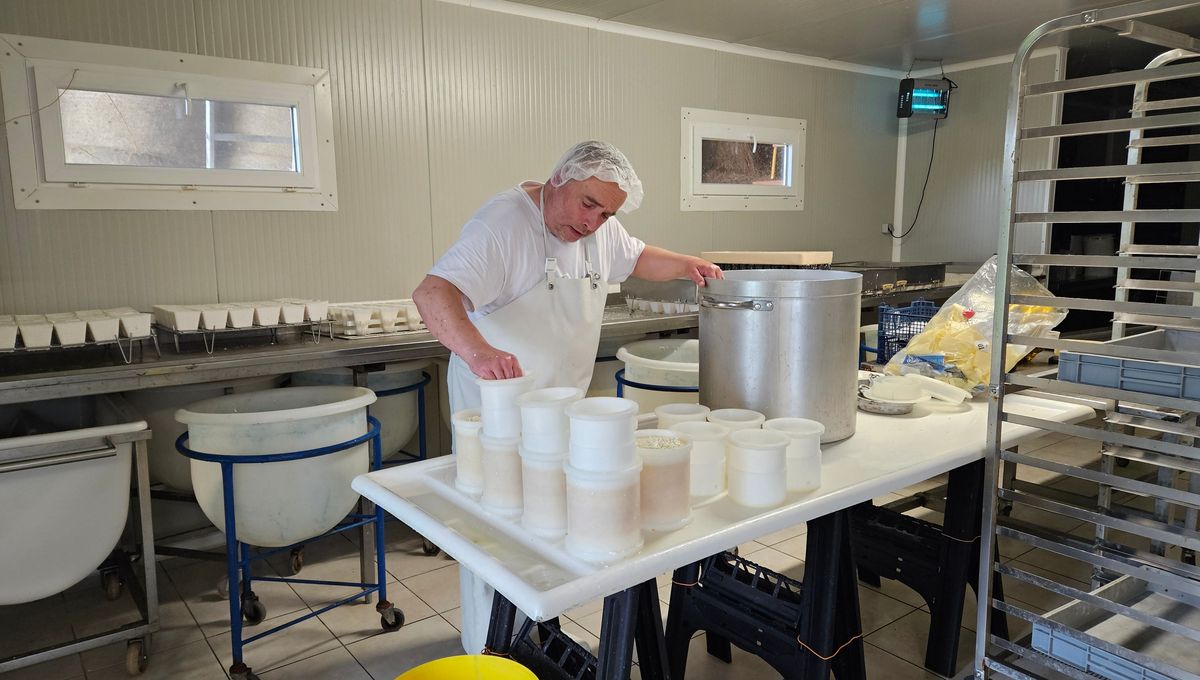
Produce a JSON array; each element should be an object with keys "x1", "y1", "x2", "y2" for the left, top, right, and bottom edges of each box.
[
  {"x1": 680, "y1": 108, "x2": 805, "y2": 211},
  {"x1": 1, "y1": 34, "x2": 337, "y2": 210}
]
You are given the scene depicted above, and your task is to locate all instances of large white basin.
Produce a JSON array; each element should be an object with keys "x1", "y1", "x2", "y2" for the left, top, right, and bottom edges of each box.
[
  {"x1": 0, "y1": 396, "x2": 146, "y2": 605},
  {"x1": 290, "y1": 361, "x2": 428, "y2": 460},
  {"x1": 615, "y1": 338, "x2": 700, "y2": 414},
  {"x1": 125, "y1": 375, "x2": 284, "y2": 492},
  {"x1": 176, "y1": 386, "x2": 377, "y2": 547}
]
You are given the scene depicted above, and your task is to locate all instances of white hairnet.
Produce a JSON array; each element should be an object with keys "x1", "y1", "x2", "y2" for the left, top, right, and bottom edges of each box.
[{"x1": 549, "y1": 141, "x2": 644, "y2": 213}]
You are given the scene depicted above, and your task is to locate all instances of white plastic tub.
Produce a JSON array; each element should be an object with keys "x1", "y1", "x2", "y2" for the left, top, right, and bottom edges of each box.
[
  {"x1": 125, "y1": 375, "x2": 284, "y2": 492},
  {"x1": 764, "y1": 417, "x2": 824, "y2": 492},
  {"x1": 478, "y1": 374, "x2": 534, "y2": 439},
  {"x1": 479, "y1": 433, "x2": 523, "y2": 518},
  {"x1": 616, "y1": 339, "x2": 699, "y2": 413},
  {"x1": 564, "y1": 461, "x2": 643, "y2": 563},
  {"x1": 452, "y1": 409, "x2": 484, "y2": 495},
  {"x1": 636, "y1": 430, "x2": 692, "y2": 531},
  {"x1": 176, "y1": 386, "x2": 376, "y2": 547},
  {"x1": 0, "y1": 395, "x2": 146, "y2": 605},
  {"x1": 516, "y1": 387, "x2": 582, "y2": 454},
  {"x1": 726, "y1": 429, "x2": 789, "y2": 508},
  {"x1": 565, "y1": 397, "x2": 639, "y2": 472},
  {"x1": 655, "y1": 403, "x2": 710, "y2": 429},
  {"x1": 519, "y1": 446, "x2": 567, "y2": 539},
  {"x1": 291, "y1": 361, "x2": 428, "y2": 460},
  {"x1": 708, "y1": 408, "x2": 766, "y2": 431},
  {"x1": 669, "y1": 420, "x2": 729, "y2": 497}
]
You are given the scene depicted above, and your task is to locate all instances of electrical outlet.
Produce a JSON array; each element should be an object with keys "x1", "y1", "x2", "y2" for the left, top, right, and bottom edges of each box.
[{"x1": 882, "y1": 223, "x2": 892, "y2": 234}]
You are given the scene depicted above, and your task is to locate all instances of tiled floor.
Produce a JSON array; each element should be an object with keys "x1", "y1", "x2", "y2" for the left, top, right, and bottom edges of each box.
[{"x1": 3, "y1": 432, "x2": 1107, "y2": 680}]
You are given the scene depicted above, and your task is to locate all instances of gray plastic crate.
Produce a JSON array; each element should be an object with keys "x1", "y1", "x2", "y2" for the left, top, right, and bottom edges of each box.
[
  {"x1": 1057, "y1": 329, "x2": 1200, "y2": 400},
  {"x1": 1031, "y1": 624, "x2": 1172, "y2": 680}
]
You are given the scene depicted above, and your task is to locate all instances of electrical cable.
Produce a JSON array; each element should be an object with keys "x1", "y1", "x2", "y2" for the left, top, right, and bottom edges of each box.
[
  {"x1": 889, "y1": 118, "x2": 938, "y2": 240},
  {"x1": 0, "y1": 69, "x2": 79, "y2": 127}
]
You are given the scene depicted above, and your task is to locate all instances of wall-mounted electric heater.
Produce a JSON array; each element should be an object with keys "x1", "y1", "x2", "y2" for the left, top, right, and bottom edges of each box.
[{"x1": 897, "y1": 78, "x2": 951, "y2": 119}]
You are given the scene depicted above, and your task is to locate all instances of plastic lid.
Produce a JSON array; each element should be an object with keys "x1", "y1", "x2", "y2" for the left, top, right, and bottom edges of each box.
[
  {"x1": 669, "y1": 420, "x2": 729, "y2": 441},
  {"x1": 763, "y1": 417, "x2": 825, "y2": 438},
  {"x1": 727, "y1": 428, "x2": 790, "y2": 451},
  {"x1": 516, "y1": 386, "x2": 584, "y2": 409},
  {"x1": 903, "y1": 374, "x2": 971, "y2": 404},
  {"x1": 565, "y1": 396, "x2": 639, "y2": 421},
  {"x1": 708, "y1": 408, "x2": 765, "y2": 425}
]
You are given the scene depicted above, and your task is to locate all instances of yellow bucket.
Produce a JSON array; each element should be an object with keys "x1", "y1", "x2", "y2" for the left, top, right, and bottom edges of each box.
[{"x1": 395, "y1": 655, "x2": 537, "y2": 680}]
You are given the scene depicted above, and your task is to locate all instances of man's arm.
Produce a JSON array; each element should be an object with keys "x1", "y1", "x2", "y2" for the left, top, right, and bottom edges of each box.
[
  {"x1": 630, "y1": 245, "x2": 724, "y2": 286},
  {"x1": 412, "y1": 275, "x2": 522, "y2": 379}
]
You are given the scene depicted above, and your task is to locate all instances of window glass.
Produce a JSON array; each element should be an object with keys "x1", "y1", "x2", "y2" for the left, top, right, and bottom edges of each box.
[
  {"x1": 700, "y1": 139, "x2": 790, "y2": 186},
  {"x1": 58, "y1": 89, "x2": 297, "y2": 172}
]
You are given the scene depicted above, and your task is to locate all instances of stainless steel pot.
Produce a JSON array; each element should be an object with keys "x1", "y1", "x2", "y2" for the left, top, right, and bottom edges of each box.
[{"x1": 699, "y1": 269, "x2": 862, "y2": 442}]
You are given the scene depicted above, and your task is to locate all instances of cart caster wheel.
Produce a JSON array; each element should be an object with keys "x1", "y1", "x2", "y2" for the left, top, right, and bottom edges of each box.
[
  {"x1": 230, "y1": 663, "x2": 261, "y2": 680},
  {"x1": 380, "y1": 606, "x2": 404, "y2": 631},
  {"x1": 421, "y1": 540, "x2": 440, "y2": 557},
  {"x1": 242, "y1": 594, "x2": 267, "y2": 625},
  {"x1": 125, "y1": 639, "x2": 147, "y2": 675},
  {"x1": 102, "y1": 571, "x2": 123, "y2": 601},
  {"x1": 1116, "y1": 458, "x2": 1130, "y2": 468},
  {"x1": 1184, "y1": 549, "x2": 1196, "y2": 566},
  {"x1": 289, "y1": 547, "x2": 304, "y2": 575},
  {"x1": 216, "y1": 575, "x2": 230, "y2": 600}
]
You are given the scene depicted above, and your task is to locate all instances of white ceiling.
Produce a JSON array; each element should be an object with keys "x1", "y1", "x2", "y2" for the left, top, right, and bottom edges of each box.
[{"x1": 502, "y1": 0, "x2": 1147, "y2": 70}]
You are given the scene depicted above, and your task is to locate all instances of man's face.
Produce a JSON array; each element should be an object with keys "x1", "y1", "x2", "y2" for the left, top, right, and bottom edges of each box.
[{"x1": 544, "y1": 177, "x2": 627, "y2": 243}]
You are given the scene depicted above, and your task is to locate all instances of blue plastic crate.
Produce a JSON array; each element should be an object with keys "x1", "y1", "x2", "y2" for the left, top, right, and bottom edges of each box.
[
  {"x1": 1057, "y1": 330, "x2": 1200, "y2": 400},
  {"x1": 877, "y1": 299, "x2": 939, "y2": 363}
]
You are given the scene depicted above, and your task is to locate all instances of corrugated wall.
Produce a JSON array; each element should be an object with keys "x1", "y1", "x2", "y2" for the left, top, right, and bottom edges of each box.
[
  {"x1": 0, "y1": 0, "x2": 898, "y2": 314},
  {"x1": 897, "y1": 52, "x2": 1061, "y2": 263}
]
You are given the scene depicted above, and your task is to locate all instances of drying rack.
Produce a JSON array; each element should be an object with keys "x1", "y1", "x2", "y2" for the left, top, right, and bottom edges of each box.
[
  {"x1": 0, "y1": 332, "x2": 160, "y2": 365},
  {"x1": 978, "y1": 2, "x2": 1200, "y2": 679},
  {"x1": 155, "y1": 319, "x2": 333, "y2": 355}
]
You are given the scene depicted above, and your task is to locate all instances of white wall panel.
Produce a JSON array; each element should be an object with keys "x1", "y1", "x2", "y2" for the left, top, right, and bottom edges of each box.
[
  {"x1": 423, "y1": 0, "x2": 596, "y2": 258},
  {"x1": 710, "y1": 53, "x2": 896, "y2": 261},
  {"x1": 592, "y1": 31, "x2": 717, "y2": 256},
  {"x1": 194, "y1": 0, "x2": 432, "y2": 302},
  {"x1": 0, "y1": 0, "x2": 905, "y2": 315},
  {"x1": 0, "y1": 0, "x2": 214, "y2": 314},
  {"x1": 898, "y1": 53, "x2": 1060, "y2": 264}
]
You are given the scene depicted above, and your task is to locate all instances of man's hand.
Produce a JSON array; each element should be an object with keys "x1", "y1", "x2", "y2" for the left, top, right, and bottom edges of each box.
[
  {"x1": 467, "y1": 346, "x2": 524, "y2": 380},
  {"x1": 683, "y1": 256, "x2": 724, "y2": 286},
  {"x1": 413, "y1": 275, "x2": 525, "y2": 380},
  {"x1": 631, "y1": 246, "x2": 724, "y2": 286}
]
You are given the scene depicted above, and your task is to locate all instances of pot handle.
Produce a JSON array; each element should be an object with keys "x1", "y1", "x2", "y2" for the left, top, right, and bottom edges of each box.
[{"x1": 699, "y1": 296, "x2": 774, "y2": 312}]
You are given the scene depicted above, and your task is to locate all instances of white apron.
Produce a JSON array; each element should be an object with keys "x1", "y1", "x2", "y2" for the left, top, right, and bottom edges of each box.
[{"x1": 449, "y1": 189, "x2": 609, "y2": 653}]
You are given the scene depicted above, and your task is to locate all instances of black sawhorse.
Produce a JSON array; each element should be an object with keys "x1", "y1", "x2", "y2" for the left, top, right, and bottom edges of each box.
[
  {"x1": 851, "y1": 459, "x2": 1009, "y2": 677},
  {"x1": 483, "y1": 578, "x2": 671, "y2": 680},
  {"x1": 663, "y1": 510, "x2": 866, "y2": 680}
]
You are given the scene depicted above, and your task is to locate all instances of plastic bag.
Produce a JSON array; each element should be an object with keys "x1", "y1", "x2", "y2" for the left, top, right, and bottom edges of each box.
[{"x1": 884, "y1": 256, "x2": 1067, "y2": 395}]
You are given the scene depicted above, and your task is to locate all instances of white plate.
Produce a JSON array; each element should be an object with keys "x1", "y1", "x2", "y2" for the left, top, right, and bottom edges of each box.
[{"x1": 860, "y1": 388, "x2": 930, "y2": 405}]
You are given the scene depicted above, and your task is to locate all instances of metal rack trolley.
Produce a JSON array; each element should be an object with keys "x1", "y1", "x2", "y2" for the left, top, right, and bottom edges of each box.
[
  {"x1": 0, "y1": 397, "x2": 159, "y2": 677},
  {"x1": 979, "y1": 2, "x2": 1200, "y2": 679},
  {"x1": 176, "y1": 416, "x2": 402, "y2": 680}
]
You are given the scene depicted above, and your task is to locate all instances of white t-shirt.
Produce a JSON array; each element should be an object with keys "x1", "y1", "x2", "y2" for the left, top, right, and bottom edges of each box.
[{"x1": 429, "y1": 182, "x2": 646, "y2": 319}]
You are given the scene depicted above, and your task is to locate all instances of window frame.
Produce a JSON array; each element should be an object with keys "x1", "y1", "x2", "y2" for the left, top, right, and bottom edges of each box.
[
  {"x1": 680, "y1": 107, "x2": 806, "y2": 211},
  {"x1": 1, "y1": 34, "x2": 338, "y2": 211}
]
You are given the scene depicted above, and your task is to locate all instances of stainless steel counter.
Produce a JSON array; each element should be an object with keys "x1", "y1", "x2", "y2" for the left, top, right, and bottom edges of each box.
[{"x1": 0, "y1": 307, "x2": 698, "y2": 405}]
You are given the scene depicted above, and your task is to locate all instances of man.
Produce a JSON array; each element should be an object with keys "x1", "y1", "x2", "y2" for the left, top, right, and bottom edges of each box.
[
  {"x1": 415, "y1": 140, "x2": 722, "y2": 412},
  {"x1": 413, "y1": 141, "x2": 722, "y2": 652}
]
